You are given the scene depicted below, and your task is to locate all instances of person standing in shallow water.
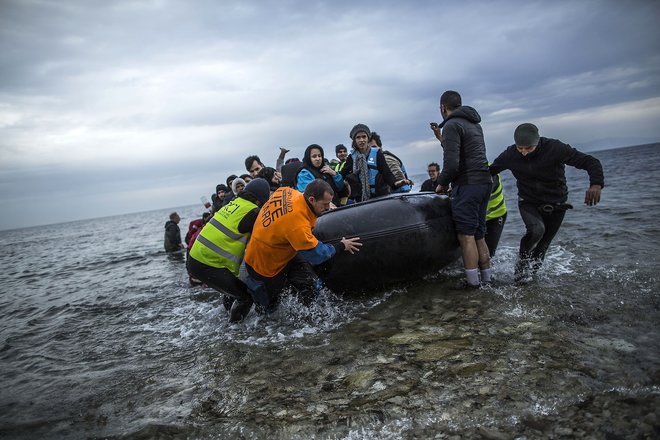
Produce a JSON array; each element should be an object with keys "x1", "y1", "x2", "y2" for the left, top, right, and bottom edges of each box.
[
  {"x1": 430, "y1": 90, "x2": 493, "y2": 288},
  {"x1": 484, "y1": 170, "x2": 507, "y2": 257},
  {"x1": 164, "y1": 212, "x2": 184, "y2": 252},
  {"x1": 187, "y1": 178, "x2": 272, "y2": 322},
  {"x1": 489, "y1": 123, "x2": 604, "y2": 283}
]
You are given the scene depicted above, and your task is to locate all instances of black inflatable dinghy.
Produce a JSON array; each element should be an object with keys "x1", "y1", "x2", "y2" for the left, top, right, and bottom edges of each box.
[{"x1": 313, "y1": 192, "x2": 460, "y2": 292}]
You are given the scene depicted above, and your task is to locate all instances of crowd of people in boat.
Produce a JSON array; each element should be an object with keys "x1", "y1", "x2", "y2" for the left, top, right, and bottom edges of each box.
[{"x1": 164, "y1": 89, "x2": 604, "y2": 322}]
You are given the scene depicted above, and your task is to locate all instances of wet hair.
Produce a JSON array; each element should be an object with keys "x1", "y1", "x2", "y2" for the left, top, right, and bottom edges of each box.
[
  {"x1": 440, "y1": 90, "x2": 462, "y2": 110},
  {"x1": 244, "y1": 155, "x2": 263, "y2": 172},
  {"x1": 304, "y1": 178, "x2": 333, "y2": 200},
  {"x1": 427, "y1": 162, "x2": 440, "y2": 172},
  {"x1": 169, "y1": 212, "x2": 179, "y2": 220},
  {"x1": 370, "y1": 132, "x2": 382, "y2": 148}
]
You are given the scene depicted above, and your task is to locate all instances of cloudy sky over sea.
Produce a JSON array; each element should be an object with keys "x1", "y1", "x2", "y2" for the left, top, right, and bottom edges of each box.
[{"x1": 1, "y1": 0, "x2": 659, "y2": 230}]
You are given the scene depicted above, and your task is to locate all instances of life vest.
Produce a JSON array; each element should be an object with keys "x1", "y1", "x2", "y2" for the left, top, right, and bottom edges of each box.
[
  {"x1": 486, "y1": 173, "x2": 507, "y2": 221},
  {"x1": 334, "y1": 161, "x2": 349, "y2": 206},
  {"x1": 189, "y1": 197, "x2": 258, "y2": 276},
  {"x1": 384, "y1": 151, "x2": 412, "y2": 193},
  {"x1": 351, "y1": 147, "x2": 379, "y2": 196}
]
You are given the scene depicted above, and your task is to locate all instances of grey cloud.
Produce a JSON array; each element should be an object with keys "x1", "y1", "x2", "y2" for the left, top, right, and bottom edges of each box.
[{"x1": 1, "y1": 0, "x2": 659, "y2": 229}]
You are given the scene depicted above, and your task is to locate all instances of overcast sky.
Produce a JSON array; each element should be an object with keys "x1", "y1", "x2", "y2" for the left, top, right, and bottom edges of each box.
[{"x1": 1, "y1": 0, "x2": 659, "y2": 230}]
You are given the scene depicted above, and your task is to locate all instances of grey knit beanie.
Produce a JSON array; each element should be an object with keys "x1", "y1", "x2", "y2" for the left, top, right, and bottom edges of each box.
[
  {"x1": 349, "y1": 123, "x2": 371, "y2": 140},
  {"x1": 514, "y1": 123, "x2": 540, "y2": 147}
]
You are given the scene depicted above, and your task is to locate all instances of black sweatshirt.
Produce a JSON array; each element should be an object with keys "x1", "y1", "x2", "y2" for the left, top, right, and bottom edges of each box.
[{"x1": 490, "y1": 137, "x2": 604, "y2": 205}]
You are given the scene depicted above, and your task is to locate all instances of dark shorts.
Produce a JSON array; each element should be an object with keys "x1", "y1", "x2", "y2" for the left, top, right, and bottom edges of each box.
[{"x1": 451, "y1": 183, "x2": 492, "y2": 239}]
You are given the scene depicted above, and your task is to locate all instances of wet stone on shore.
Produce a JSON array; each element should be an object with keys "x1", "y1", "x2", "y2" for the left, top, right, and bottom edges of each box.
[{"x1": 189, "y1": 284, "x2": 659, "y2": 439}]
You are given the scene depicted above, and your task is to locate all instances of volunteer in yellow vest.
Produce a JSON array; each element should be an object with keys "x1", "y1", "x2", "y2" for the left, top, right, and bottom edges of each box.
[
  {"x1": 242, "y1": 180, "x2": 362, "y2": 313},
  {"x1": 187, "y1": 178, "x2": 271, "y2": 322},
  {"x1": 484, "y1": 172, "x2": 508, "y2": 257},
  {"x1": 332, "y1": 144, "x2": 348, "y2": 172}
]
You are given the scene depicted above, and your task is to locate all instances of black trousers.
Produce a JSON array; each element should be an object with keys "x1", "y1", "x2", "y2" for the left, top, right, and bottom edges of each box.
[
  {"x1": 517, "y1": 202, "x2": 566, "y2": 273},
  {"x1": 485, "y1": 212, "x2": 507, "y2": 257},
  {"x1": 186, "y1": 257, "x2": 253, "y2": 322},
  {"x1": 244, "y1": 256, "x2": 319, "y2": 313}
]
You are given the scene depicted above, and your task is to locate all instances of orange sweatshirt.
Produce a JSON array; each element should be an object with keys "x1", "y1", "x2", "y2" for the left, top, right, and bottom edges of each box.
[{"x1": 244, "y1": 187, "x2": 319, "y2": 277}]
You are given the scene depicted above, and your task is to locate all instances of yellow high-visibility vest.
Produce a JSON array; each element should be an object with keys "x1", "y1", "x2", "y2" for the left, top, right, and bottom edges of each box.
[
  {"x1": 487, "y1": 174, "x2": 507, "y2": 221},
  {"x1": 189, "y1": 197, "x2": 258, "y2": 276}
]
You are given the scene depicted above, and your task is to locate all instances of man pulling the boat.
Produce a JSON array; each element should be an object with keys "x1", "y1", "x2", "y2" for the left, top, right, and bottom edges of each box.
[{"x1": 241, "y1": 179, "x2": 361, "y2": 314}]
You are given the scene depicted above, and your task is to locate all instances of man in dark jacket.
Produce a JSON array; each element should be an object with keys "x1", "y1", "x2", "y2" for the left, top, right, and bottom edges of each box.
[
  {"x1": 164, "y1": 212, "x2": 184, "y2": 252},
  {"x1": 490, "y1": 123, "x2": 604, "y2": 283},
  {"x1": 211, "y1": 184, "x2": 228, "y2": 213},
  {"x1": 430, "y1": 91, "x2": 493, "y2": 288}
]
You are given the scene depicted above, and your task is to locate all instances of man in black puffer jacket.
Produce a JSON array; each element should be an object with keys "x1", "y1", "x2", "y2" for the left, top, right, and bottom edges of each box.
[
  {"x1": 490, "y1": 123, "x2": 604, "y2": 283},
  {"x1": 430, "y1": 90, "x2": 493, "y2": 288}
]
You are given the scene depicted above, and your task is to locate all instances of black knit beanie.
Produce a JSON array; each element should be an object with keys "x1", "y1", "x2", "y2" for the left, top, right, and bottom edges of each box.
[
  {"x1": 514, "y1": 123, "x2": 540, "y2": 147},
  {"x1": 244, "y1": 178, "x2": 271, "y2": 205}
]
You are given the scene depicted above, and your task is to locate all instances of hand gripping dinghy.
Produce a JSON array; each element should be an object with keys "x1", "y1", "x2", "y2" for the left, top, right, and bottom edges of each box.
[{"x1": 313, "y1": 192, "x2": 460, "y2": 292}]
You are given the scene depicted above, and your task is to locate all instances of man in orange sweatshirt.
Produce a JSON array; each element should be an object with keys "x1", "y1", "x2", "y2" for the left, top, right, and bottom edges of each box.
[{"x1": 242, "y1": 179, "x2": 361, "y2": 313}]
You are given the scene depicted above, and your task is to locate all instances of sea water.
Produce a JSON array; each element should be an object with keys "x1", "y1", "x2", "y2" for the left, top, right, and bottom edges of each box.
[{"x1": 0, "y1": 144, "x2": 658, "y2": 439}]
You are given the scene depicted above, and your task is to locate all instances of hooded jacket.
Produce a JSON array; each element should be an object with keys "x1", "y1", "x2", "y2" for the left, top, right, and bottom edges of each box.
[
  {"x1": 295, "y1": 144, "x2": 347, "y2": 205},
  {"x1": 437, "y1": 106, "x2": 491, "y2": 187},
  {"x1": 490, "y1": 137, "x2": 604, "y2": 205}
]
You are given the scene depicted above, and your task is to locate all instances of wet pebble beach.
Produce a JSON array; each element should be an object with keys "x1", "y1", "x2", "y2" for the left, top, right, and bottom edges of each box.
[{"x1": 187, "y1": 277, "x2": 659, "y2": 440}]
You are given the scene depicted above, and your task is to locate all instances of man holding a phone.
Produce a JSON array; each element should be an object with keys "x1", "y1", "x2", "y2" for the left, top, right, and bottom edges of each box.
[{"x1": 430, "y1": 90, "x2": 493, "y2": 288}]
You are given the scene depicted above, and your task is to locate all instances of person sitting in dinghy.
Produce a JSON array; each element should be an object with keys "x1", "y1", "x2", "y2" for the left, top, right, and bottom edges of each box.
[
  {"x1": 340, "y1": 123, "x2": 408, "y2": 202},
  {"x1": 295, "y1": 144, "x2": 350, "y2": 207},
  {"x1": 368, "y1": 131, "x2": 413, "y2": 193}
]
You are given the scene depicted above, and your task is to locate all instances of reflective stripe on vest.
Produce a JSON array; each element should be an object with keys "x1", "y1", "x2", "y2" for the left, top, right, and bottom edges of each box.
[
  {"x1": 487, "y1": 174, "x2": 507, "y2": 220},
  {"x1": 189, "y1": 197, "x2": 257, "y2": 275}
]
